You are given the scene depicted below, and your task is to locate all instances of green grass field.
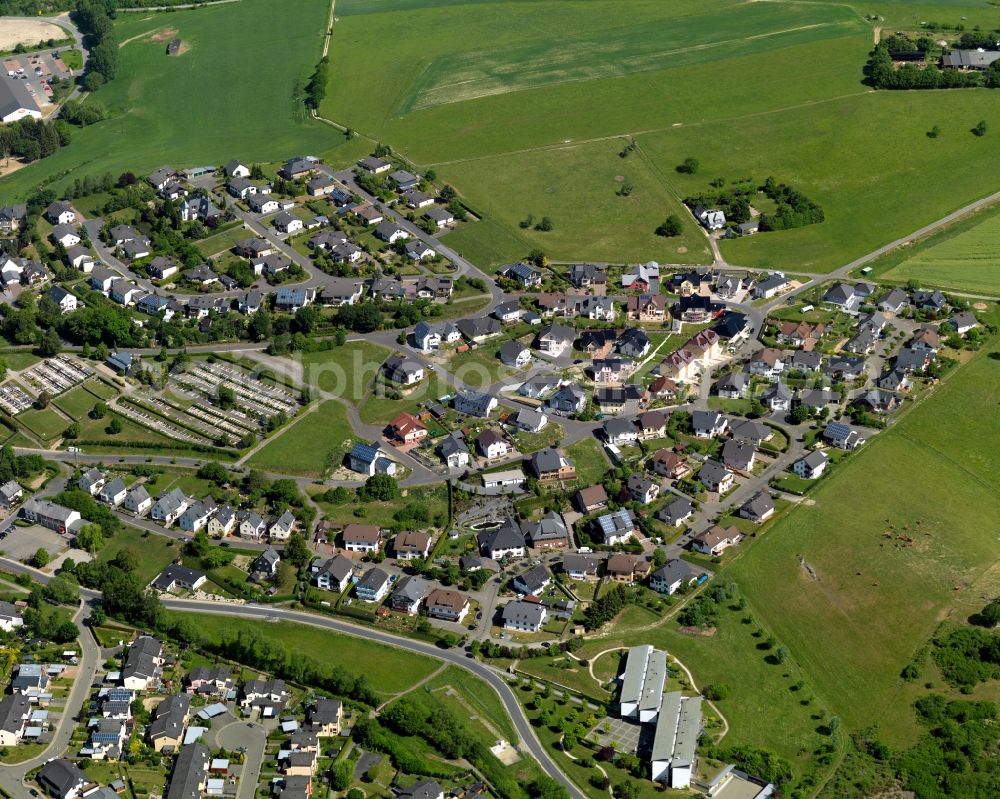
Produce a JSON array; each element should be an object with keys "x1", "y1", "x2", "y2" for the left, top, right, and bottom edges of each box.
[
  {"x1": 0, "y1": 352, "x2": 41, "y2": 371},
  {"x1": 17, "y1": 406, "x2": 69, "y2": 442},
  {"x1": 0, "y1": 0, "x2": 367, "y2": 200},
  {"x1": 299, "y1": 341, "x2": 391, "y2": 398},
  {"x1": 321, "y1": 0, "x2": 1000, "y2": 272},
  {"x1": 564, "y1": 438, "x2": 609, "y2": 485},
  {"x1": 54, "y1": 384, "x2": 106, "y2": 421},
  {"x1": 173, "y1": 612, "x2": 440, "y2": 696},
  {"x1": 98, "y1": 526, "x2": 183, "y2": 585},
  {"x1": 247, "y1": 400, "x2": 353, "y2": 477},
  {"x1": 881, "y1": 204, "x2": 1000, "y2": 294},
  {"x1": 728, "y1": 337, "x2": 1000, "y2": 746},
  {"x1": 310, "y1": 483, "x2": 448, "y2": 529}
]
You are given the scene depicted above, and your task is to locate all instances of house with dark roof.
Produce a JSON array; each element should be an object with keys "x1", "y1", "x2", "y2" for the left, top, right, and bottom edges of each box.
[
  {"x1": 502, "y1": 600, "x2": 547, "y2": 632},
  {"x1": 740, "y1": 491, "x2": 775, "y2": 523},
  {"x1": 650, "y1": 559, "x2": 698, "y2": 595},
  {"x1": 690, "y1": 525, "x2": 742, "y2": 556},
  {"x1": 657, "y1": 496, "x2": 694, "y2": 527},
  {"x1": 521, "y1": 510, "x2": 569, "y2": 548},
  {"x1": 478, "y1": 518, "x2": 526, "y2": 560}
]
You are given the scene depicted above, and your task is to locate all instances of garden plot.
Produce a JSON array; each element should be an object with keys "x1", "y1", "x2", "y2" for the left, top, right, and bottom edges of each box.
[
  {"x1": 0, "y1": 383, "x2": 33, "y2": 414},
  {"x1": 128, "y1": 393, "x2": 258, "y2": 445},
  {"x1": 21, "y1": 356, "x2": 93, "y2": 396}
]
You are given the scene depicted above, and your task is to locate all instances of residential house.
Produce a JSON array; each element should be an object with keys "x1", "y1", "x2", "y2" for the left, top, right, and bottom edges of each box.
[
  {"x1": 386, "y1": 411, "x2": 427, "y2": 445},
  {"x1": 529, "y1": 447, "x2": 576, "y2": 480},
  {"x1": 617, "y1": 328, "x2": 651, "y2": 359},
  {"x1": 357, "y1": 155, "x2": 391, "y2": 174},
  {"x1": 121, "y1": 636, "x2": 164, "y2": 691},
  {"x1": 355, "y1": 568, "x2": 391, "y2": 602},
  {"x1": 502, "y1": 599, "x2": 548, "y2": 632},
  {"x1": 456, "y1": 317, "x2": 501, "y2": 343},
  {"x1": 574, "y1": 485, "x2": 608, "y2": 513},
  {"x1": 563, "y1": 553, "x2": 601, "y2": 581},
  {"x1": 383, "y1": 354, "x2": 425, "y2": 385},
  {"x1": 568, "y1": 263, "x2": 607, "y2": 289},
  {"x1": 37, "y1": 759, "x2": 88, "y2": 799},
  {"x1": 392, "y1": 531, "x2": 431, "y2": 561},
  {"x1": 951, "y1": 312, "x2": 979, "y2": 335},
  {"x1": 438, "y1": 433, "x2": 470, "y2": 469},
  {"x1": 657, "y1": 496, "x2": 694, "y2": 527},
  {"x1": 747, "y1": 348, "x2": 785, "y2": 380},
  {"x1": 0, "y1": 694, "x2": 31, "y2": 747},
  {"x1": 694, "y1": 206, "x2": 725, "y2": 229},
  {"x1": 592, "y1": 358, "x2": 633, "y2": 384},
  {"x1": 77, "y1": 468, "x2": 105, "y2": 496},
  {"x1": 348, "y1": 441, "x2": 396, "y2": 476},
  {"x1": 691, "y1": 410, "x2": 728, "y2": 439},
  {"x1": 606, "y1": 553, "x2": 650, "y2": 584},
  {"x1": 512, "y1": 407, "x2": 547, "y2": 432},
  {"x1": 740, "y1": 491, "x2": 775, "y2": 523},
  {"x1": 721, "y1": 439, "x2": 755, "y2": 472},
  {"x1": 603, "y1": 417, "x2": 638, "y2": 445},
  {"x1": 648, "y1": 449, "x2": 690, "y2": 480},
  {"x1": 649, "y1": 559, "x2": 697, "y2": 595},
  {"x1": 716, "y1": 372, "x2": 748, "y2": 399},
  {"x1": 0, "y1": 480, "x2": 22, "y2": 509},
  {"x1": 513, "y1": 564, "x2": 552, "y2": 597},
  {"x1": 751, "y1": 273, "x2": 789, "y2": 300},
  {"x1": 152, "y1": 564, "x2": 207, "y2": 593},
  {"x1": 646, "y1": 376, "x2": 678, "y2": 402},
  {"x1": 500, "y1": 262, "x2": 542, "y2": 288},
  {"x1": 98, "y1": 477, "x2": 127, "y2": 507},
  {"x1": 343, "y1": 524, "x2": 382, "y2": 553},
  {"x1": 547, "y1": 383, "x2": 587, "y2": 414},
  {"x1": 521, "y1": 511, "x2": 570, "y2": 549},
  {"x1": 269, "y1": 510, "x2": 296, "y2": 541},
  {"x1": 594, "y1": 508, "x2": 637, "y2": 545},
  {"x1": 122, "y1": 485, "x2": 152, "y2": 515},
  {"x1": 44, "y1": 201, "x2": 76, "y2": 225},
  {"x1": 478, "y1": 518, "x2": 526, "y2": 560},
  {"x1": 312, "y1": 555, "x2": 354, "y2": 593},
  {"x1": 454, "y1": 389, "x2": 498, "y2": 417},
  {"x1": 307, "y1": 699, "x2": 343, "y2": 736},
  {"x1": 627, "y1": 473, "x2": 660, "y2": 504},
  {"x1": 637, "y1": 410, "x2": 667, "y2": 440},
  {"x1": 621, "y1": 262, "x2": 659, "y2": 292},
  {"x1": 240, "y1": 678, "x2": 289, "y2": 716},
  {"x1": 690, "y1": 525, "x2": 742, "y2": 556},
  {"x1": 776, "y1": 321, "x2": 826, "y2": 349},
  {"x1": 793, "y1": 450, "x2": 829, "y2": 480},
  {"x1": 761, "y1": 380, "x2": 793, "y2": 412},
  {"x1": 823, "y1": 281, "x2": 873, "y2": 314},
  {"x1": 877, "y1": 288, "x2": 909, "y2": 314},
  {"x1": 824, "y1": 421, "x2": 865, "y2": 450},
  {"x1": 240, "y1": 512, "x2": 268, "y2": 542},
  {"x1": 535, "y1": 323, "x2": 575, "y2": 356},
  {"x1": 178, "y1": 498, "x2": 216, "y2": 534},
  {"x1": 20, "y1": 498, "x2": 81, "y2": 533},
  {"x1": 424, "y1": 589, "x2": 470, "y2": 623},
  {"x1": 698, "y1": 460, "x2": 734, "y2": 493},
  {"x1": 476, "y1": 429, "x2": 513, "y2": 460},
  {"x1": 148, "y1": 693, "x2": 192, "y2": 751},
  {"x1": 577, "y1": 296, "x2": 616, "y2": 321},
  {"x1": 185, "y1": 666, "x2": 234, "y2": 697},
  {"x1": 208, "y1": 506, "x2": 235, "y2": 537},
  {"x1": 47, "y1": 286, "x2": 77, "y2": 314}
]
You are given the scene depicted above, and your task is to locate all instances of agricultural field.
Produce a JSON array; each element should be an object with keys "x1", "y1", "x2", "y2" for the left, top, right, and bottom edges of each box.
[
  {"x1": 727, "y1": 338, "x2": 1000, "y2": 747},
  {"x1": 0, "y1": 0, "x2": 367, "y2": 200},
  {"x1": 247, "y1": 400, "x2": 353, "y2": 477},
  {"x1": 322, "y1": 0, "x2": 1000, "y2": 272},
  {"x1": 880, "y1": 205, "x2": 1000, "y2": 294}
]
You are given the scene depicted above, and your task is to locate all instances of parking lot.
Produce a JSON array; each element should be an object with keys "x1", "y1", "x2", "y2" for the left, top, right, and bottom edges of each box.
[
  {"x1": 0, "y1": 522, "x2": 68, "y2": 563},
  {"x1": 2, "y1": 48, "x2": 74, "y2": 111}
]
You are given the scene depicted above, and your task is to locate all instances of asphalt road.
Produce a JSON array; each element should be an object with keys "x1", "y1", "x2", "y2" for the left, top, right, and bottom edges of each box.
[{"x1": 160, "y1": 598, "x2": 587, "y2": 799}]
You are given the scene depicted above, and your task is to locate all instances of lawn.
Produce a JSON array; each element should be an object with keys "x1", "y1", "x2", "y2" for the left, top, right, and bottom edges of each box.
[
  {"x1": 881, "y1": 202, "x2": 1000, "y2": 294},
  {"x1": 448, "y1": 340, "x2": 518, "y2": 388},
  {"x1": 98, "y1": 526, "x2": 183, "y2": 585},
  {"x1": 194, "y1": 225, "x2": 251, "y2": 258},
  {"x1": 421, "y1": 665, "x2": 518, "y2": 742},
  {"x1": 0, "y1": 351, "x2": 40, "y2": 371},
  {"x1": 247, "y1": 400, "x2": 353, "y2": 477},
  {"x1": 0, "y1": 0, "x2": 368, "y2": 200},
  {"x1": 564, "y1": 438, "x2": 609, "y2": 485},
  {"x1": 357, "y1": 371, "x2": 453, "y2": 426},
  {"x1": 17, "y1": 406, "x2": 70, "y2": 442},
  {"x1": 172, "y1": 612, "x2": 440, "y2": 696},
  {"x1": 74, "y1": 410, "x2": 182, "y2": 448},
  {"x1": 310, "y1": 483, "x2": 448, "y2": 529},
  {"x1": 514, "y1": 655, "x2": 611, "y2": 703},
  {"x1": 54, "y1": 384, "x2": 106, "y2": 421},
  {"x1": 727, "y1": 336, "x2": 1000, "y2": 747},
  {"x1": 299, "y1": 341, "x2": 391, "y2": 398}
]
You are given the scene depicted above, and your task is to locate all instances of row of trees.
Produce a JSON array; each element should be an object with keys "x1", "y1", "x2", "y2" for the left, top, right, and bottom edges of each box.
[
  {"x1": 75, "y1": 0, "x2": 120, "y2": 91},
  {"x1": 0, "y1": 116, "x2": 71, "y2": 163}
]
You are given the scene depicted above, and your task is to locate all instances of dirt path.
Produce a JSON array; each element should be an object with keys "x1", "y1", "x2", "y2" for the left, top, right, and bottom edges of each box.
[
  {"x1": 322, "y1": 0, "x2": 336, "y2": 58},
  {"x1": 376, "y1": 662, "x2": 448, "y2": 712}
]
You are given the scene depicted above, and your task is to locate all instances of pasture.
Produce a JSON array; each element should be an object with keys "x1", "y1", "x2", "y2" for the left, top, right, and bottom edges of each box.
[
  {"x1": 322, "y1": 0, "x2": 1000, "y2": 272},
  {"x1": 247, "y1": 400, "x2": 353, "y2": 477},
  {"x1": 881, "y1": 204, "x2": 1000, "y2": 294},
  {"x1": 0, "y1": 0, "x2": 364, "y2": 200},
  {"x1": 727, "y1": 338, "x2": 1000, "y2": 746}
]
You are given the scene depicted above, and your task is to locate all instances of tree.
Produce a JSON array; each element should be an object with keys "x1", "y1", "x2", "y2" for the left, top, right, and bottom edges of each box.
[
  {"x1": 650, "y1": 548, "x2": 667, "y2": 568},
  {"x1": 217, "y1": 385, "x2": 237, "y2": 410},
  {"x1": 75, "y1": 524, "x2": 105, "y2": 555},
  {"x1": 107, "y1": 417, "x2": 122, "y2": 434},
  {"x1": 39, "y1": 327, "x2": 61, "y2": 356},
  {"x1": 284, "y1": 533, "x2": 311, "y2": 569},
  {"x1": 30, "y1": 547, "x2": 50, "y2": 567},
  {"x1": 89, "y1": 402, "x2": 107, "y2": 419},
  {"x1": 773, "y1": 645, "x2": 790, "y2": 664},
  {"x1": 535, "y1": 216, "x2": 554, "y2": 232},
  {"x1": 330, "y1": 760, "x2": 353, "y2": 790},
  {"x1": 36, "y1": 390, "x2": 51, "y2": 409},
  {"x1": 927, "y1": 125, "x2": 941, "y2": 138},
  {"x1": 655, "y1": 214, "x2": 682, "y2": 237},
  {"x1": 972, "y1": 119, "x2": 988, "y2": 137},
  {"x1": 676, "y1": 157, "x2": 700, "y2": 174},
  {"x1": 789, "y1": 404, "x2": 810, "y2": 424},
  {"x1": 359, "y1": 474, "x2": 399, "y2": 502}
]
